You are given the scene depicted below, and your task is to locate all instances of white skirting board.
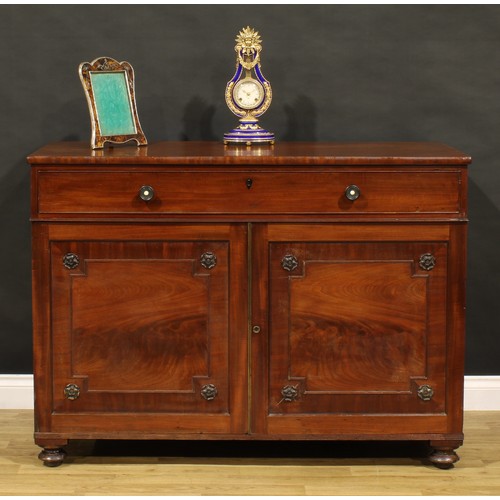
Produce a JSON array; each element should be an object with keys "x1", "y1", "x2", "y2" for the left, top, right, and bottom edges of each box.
[{"x1": 0, "y1": 374, "x2": 500, "y2": 410}]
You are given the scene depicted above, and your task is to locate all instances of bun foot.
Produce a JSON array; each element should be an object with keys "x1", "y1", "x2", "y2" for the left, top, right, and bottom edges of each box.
[
  {"x1": 429, "y1": 448, "x2": 460, "y2": 469},
  {"x1": 38, "y1": 448, "x2": 66, "y2": 467}
]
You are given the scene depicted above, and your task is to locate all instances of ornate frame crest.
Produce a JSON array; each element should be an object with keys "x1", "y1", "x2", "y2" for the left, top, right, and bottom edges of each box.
[{"x1": 79, "y1": 57, "x2": 147, "y2": 149}]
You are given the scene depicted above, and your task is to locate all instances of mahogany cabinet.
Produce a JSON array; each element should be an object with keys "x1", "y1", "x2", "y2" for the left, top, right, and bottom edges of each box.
[{"x1": 28, "y1": 141, "x2": 470, "y2": 467}]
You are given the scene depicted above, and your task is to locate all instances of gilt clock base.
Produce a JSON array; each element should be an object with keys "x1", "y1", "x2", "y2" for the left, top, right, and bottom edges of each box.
[{"x1": 223, "y1": 123, "x2": 274, "y2": 146}]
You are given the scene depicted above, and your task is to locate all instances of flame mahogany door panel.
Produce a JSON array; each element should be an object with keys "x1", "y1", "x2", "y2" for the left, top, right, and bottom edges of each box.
[
  {"x1": 37, "y1": 223, "x2": 248, "y2": 436},
  {"x1": 251, "y1": 223, "x2": 464, "y2": 438}
]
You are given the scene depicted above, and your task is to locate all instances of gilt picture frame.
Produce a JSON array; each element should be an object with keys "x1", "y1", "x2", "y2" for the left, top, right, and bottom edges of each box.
[{"x1": 79, "y1": 56, "x2": 147, "y2": 149}]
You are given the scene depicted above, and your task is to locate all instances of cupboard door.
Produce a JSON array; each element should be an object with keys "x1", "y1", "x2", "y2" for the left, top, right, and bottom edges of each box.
[
  {"x1": 46, "y1": 224, "x2": 247, "y2": 434},
  {"x1": 254, "y1": 224, "x2": 452, "y2": 436}
]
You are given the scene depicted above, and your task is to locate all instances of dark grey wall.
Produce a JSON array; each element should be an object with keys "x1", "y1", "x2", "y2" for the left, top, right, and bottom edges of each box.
[{"x1": 1, "y1": 5, "x2": 499, "y2": 374}]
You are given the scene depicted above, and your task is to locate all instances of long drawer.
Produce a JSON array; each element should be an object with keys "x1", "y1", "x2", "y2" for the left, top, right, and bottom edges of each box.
[{"x1": 35, "y1": 168, "x2": 462, "y2": 216}]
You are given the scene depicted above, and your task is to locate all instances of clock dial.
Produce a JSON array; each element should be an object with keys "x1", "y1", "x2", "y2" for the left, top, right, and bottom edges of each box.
[{"x1": 233, "y1": 79, "x2": 265, "y2": 110}]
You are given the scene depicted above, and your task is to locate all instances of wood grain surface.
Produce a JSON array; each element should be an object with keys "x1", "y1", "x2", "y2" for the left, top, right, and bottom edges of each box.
[{"x1": 28, "y1": 141, "x2": 471, "y2": 165}]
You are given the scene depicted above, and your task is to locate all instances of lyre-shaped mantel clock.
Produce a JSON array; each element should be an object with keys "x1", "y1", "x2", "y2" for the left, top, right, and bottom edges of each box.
[{"x1": 224, "y1": 27, "x2": 275, "y2": 146}]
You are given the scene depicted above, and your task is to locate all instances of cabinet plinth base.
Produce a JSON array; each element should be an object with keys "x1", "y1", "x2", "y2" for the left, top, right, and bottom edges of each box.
[{"x1": 38, "y1": 448, "x2": 67, "y2": 467}]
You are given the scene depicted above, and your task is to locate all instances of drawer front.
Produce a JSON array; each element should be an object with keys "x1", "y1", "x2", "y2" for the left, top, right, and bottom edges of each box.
[{"x1": 37, "y1": 169, "x2": 462, "y2": 216}]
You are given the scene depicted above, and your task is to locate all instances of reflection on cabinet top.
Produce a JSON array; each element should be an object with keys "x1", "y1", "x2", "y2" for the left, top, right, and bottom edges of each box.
[{"x1": 28, "y1": 141, "x2": 471, "y2": 166}]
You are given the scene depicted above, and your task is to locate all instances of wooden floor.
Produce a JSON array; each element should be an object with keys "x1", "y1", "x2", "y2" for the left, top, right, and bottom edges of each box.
[{"x1": 0, "y1": 411, "x2": 499, "y2": 495}]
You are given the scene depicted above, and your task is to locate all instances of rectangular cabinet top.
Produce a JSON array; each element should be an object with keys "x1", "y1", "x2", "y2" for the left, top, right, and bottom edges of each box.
[{"x1": 27, "y1": 141, "x2": 471, "y2": 166}]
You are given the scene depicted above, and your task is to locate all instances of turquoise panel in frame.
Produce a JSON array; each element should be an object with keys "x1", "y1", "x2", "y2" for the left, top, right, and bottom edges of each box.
[{"x1": 90, "y1": 71, "x2": 137, "y2": 136}]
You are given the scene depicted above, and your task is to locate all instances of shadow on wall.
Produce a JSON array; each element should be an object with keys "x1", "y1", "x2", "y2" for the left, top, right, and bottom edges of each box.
[
  {"x1": 181, "y1": 96, "x2": 217, "y2": 141},
  {"x1": 41, "y1": 98, "x2": 87, "y2": 144},
  {"x1": 281, "y1": 95, "x2": 317, "y2": 142},
  {"x1": 466, "y1": 179, "x2": 500, "y2": 374},
  {"x1": 178, "y1": 95, "x2": 319, "y2": 142}
]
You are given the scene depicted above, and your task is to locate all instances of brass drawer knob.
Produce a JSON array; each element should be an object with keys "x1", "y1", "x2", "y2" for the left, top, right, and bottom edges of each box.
[
  {"x1": 345, "y1": 184, "x2": 361, "y2": 201},
  {"x1": 139, "y1": 185, "x2": 155, "y2": 201}
]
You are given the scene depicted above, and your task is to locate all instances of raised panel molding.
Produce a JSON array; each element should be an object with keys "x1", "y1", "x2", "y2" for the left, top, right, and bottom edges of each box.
[
  {"x1": 288, "y1": 260, "x2": 428, "y2": 394},
  {"x1": 268, "y1": 241, "x2": 448, "y2": 417},
  {"x1": 69, "y1": 259, "x2": 211, "y2": 392},
  {"x1": 1, "y1": 375, "x2": 499, "y2": 410},
  {"x1": 48, "y1": 239, "x2": 231, "y2": 415}
]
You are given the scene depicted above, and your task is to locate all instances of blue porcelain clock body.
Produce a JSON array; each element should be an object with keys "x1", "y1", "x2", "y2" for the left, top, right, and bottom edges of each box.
[{"x1": 224, "y1": 27, "x2": 275, "y2": 145}]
